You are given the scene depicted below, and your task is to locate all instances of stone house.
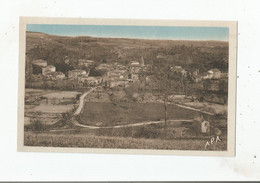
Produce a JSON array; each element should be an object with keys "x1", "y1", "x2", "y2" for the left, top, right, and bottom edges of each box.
[
  {"x1": 45, "y1": 72, "x2": 65, "y2": 80},
  {"x1": 68, "y1": 69, "x2": 87, "y2": 79},
  {"x1": 42, "y1": 65, "x2": 56, "y2": 76}
]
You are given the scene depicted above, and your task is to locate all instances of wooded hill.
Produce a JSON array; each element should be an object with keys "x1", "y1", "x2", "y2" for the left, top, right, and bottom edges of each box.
[{"x1": 26, "y1": 31, "x2": 229, "y2": 73}]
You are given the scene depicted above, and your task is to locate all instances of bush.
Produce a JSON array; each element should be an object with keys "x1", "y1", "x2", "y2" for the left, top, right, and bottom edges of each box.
[
  {"x1": 30, "y1": 120, "x2": 45, "y2": 133},
  {"x1": 186, "y1": 121, "x2": 200, "y2": 136}
]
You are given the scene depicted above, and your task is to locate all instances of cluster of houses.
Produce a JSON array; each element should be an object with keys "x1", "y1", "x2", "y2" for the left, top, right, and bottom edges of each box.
[
  {"x1": 32, "y1": 59, "x2": 65, "y2": 80},
  {"x1": 170, "y1": 66, "x2": 188, "y2": 77},
  {"x1": 170, "y1": 65, "x2": 226, "y2": 83},
  {"x1": 29, "y1": 56, "x2": 228, "y2": 94},
  {"x1": 190, "y1": 68, "x2": 226, "y2": 82},
  {"x1": 190, "y1": 68, "x2": 228, "y2": 94},
  {"x1": 30, "y1": 59, "x2": 102, "y2": 88},
  {"x1": 97, "y1": 63, "x2": 130, "y2": 88},
  {"x1": 99, "y1": 57, "x2": 152, "y2": 88}
]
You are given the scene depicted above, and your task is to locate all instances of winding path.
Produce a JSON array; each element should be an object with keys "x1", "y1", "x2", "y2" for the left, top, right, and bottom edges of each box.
[
  {"x1": 72, "y1": 119, "x2": 193, "y2": 129},
  {"x1": 74, "y1": 87, "x2": 97, "y2": 115},
  {"x1": 71, "y1": 87, "x2": 211, "y2": 129},
  {"x1": 174, "y1": 104, "x2": 214, "y2": 116}
]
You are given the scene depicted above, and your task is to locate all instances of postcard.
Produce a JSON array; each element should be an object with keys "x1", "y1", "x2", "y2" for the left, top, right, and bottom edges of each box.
[{"x1": 18, "y1": 17, "x2": 237, "y2": 156}]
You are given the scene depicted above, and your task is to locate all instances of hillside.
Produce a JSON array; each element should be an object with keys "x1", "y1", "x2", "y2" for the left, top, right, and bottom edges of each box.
[{"x1": 25, "y1": 31, "x2": 229, "y2": 73}]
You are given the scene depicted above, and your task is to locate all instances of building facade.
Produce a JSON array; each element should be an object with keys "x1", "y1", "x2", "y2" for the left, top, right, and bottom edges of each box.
[
  {"x1": 32, "y1": 59, "x2": 47, "y2": 67},
  {"x1": 45, "y1": 72, "x2": 65, "y2": 80},
  {"x1": 42, "y1": 65, "x2": 56, "y2": 76},
  {"x1": 68, "y1": 70, "x2": 87, "y2": 79}
]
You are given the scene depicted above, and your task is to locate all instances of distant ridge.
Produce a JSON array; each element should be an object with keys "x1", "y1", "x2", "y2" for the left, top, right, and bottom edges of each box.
[{"x1": 26, "y1": 31, "x2": 228, "y2": 43}]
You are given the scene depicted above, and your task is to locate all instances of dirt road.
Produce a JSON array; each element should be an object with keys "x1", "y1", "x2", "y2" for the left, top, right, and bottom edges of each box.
[
  {"x1": 74, "y1": 87, "x2": 96, "y2": 116},
  {"x1": 72, "y1": 119, "x2": 193, "y2": 129},
  {"x1": 175, "y1": 103, "x2": 214, "y2": 116}
]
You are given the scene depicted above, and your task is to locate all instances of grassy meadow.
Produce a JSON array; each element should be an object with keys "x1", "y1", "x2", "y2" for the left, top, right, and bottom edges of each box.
[
  {"x1": 24, "y1": 121, "x2": 227, "y2": 151},
  {"x1": 24, "y1": 99, "x2": 227, "y2": 151},
  {"x1": 24, "y1": 131, "x2": 227, "y2": 151},
  {"x1": 79, "y1": 102, "x2": 202, "y2": 126}
]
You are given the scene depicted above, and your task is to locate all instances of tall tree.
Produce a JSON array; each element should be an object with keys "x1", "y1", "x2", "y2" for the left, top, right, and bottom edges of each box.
[{"x1": 152, "y1": 61, "x2": 182, "y2": 128}]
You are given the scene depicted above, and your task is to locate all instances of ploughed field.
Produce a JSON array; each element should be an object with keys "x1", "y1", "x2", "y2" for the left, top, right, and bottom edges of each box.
[{"x1": 79, "y1": 102, "x2": 201, "y2": 126}]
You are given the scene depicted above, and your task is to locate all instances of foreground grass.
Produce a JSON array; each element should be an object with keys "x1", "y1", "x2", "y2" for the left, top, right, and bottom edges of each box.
[{"x1": 24, "y1": 132, "x2": 227, "y2": 151}]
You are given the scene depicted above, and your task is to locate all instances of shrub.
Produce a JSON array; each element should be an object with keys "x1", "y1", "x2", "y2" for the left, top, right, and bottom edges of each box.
[
  {"x1": 30, "y1": 119, "x2": 45, "y2": 133},
  {"x1": 186, "y1": 121, "x2": 200, "y2": 136}
]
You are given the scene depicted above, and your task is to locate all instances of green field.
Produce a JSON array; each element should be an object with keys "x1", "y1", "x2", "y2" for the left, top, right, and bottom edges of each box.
[{"x1": 79, "y1": 102, "x2": 202, "y2": 126}]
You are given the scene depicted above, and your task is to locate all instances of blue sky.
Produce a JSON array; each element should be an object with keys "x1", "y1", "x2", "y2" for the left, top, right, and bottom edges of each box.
[{"x1": 27, "y1": 24, "x2": 229, "y2": 41}]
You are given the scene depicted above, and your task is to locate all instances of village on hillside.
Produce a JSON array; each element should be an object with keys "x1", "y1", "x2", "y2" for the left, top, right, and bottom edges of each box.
[
  {"x1": 23, "y1": 31, "x2": 229, "y2": 151},
  {"x1": 26, "y1": 55, "x2": 228, "y2": 104}
]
